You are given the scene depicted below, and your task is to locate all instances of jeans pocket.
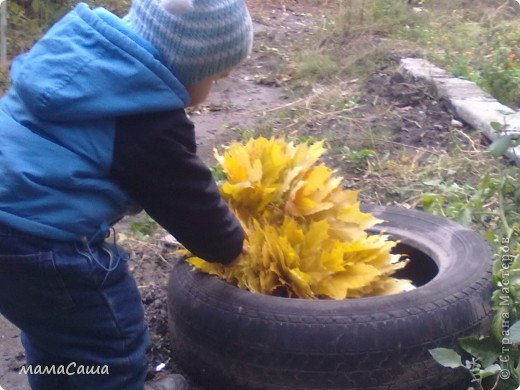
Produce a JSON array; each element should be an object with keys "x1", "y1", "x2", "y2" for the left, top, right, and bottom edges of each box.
[
  {"x1": 0, "y1": 251, "x2": 75, "y2": 324},
  {"x1": 77, "y1": 243, "x2": 130, "y2": 289}
]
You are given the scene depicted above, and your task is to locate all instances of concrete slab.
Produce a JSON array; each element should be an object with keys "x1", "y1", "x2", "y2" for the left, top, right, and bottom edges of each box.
[{"x1": 400, "y1": 57, "x2": 520, "y2": 165}]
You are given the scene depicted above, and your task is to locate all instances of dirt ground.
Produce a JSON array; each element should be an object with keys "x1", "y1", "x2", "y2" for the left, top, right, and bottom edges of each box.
[{"x1": 0, "y1": 1, "x2": 479, "y2": 389}]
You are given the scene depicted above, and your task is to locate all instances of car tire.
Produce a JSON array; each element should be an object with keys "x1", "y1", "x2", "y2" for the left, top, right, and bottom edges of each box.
[{"x1": 167, "y1": 205, "x2": 493, "y2": 389}]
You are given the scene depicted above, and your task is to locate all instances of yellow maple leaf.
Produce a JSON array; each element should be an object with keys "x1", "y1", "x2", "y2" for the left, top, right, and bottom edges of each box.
[{"x1": 187, "y1": 137, "x2": 414, "y2": 300}]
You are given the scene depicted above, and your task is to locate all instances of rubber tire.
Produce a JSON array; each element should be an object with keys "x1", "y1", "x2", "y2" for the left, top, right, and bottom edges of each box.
[{"x1": 167, "y1": 205, "x2": 493, "y2": 390}]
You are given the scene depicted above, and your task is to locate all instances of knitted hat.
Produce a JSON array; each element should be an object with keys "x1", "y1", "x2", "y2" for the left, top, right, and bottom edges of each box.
[{"x1": 124, "y1": 0, "x2": 253, "y2": 86}]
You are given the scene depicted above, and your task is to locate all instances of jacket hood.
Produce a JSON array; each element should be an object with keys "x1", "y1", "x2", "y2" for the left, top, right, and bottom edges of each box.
[{"x1": 10, "y1": 3, "x2": 190, "y2": 122}]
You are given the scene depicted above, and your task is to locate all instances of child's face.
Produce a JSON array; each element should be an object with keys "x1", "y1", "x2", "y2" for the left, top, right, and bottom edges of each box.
[{"x1": 185, "y1": 69, "x2": 232, "y2": 107}]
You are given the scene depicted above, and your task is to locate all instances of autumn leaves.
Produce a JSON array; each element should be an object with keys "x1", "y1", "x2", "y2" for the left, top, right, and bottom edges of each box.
[{"x1": 188, "y1": 137, "x2": 413, "y2": 299}]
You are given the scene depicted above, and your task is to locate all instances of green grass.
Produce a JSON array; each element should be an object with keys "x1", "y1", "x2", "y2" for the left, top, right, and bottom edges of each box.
[
  {"x1": 395, "y1": 2, "x2": 520, "y2": 107},
  {"x1": 295, "y1": 52, "x2": 342, "y2": 84}
]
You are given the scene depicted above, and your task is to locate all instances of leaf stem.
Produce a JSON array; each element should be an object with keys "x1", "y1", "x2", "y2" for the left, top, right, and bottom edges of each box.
[
  {"x1": 498, "y1": 191, "x2": 512, "y2": 239},
  {"x1": 490, "y1": 371, "x2": 500, "y2": 390},
  {"x1": 471, "y1": 373, "x2": 485, "y2": 390}
]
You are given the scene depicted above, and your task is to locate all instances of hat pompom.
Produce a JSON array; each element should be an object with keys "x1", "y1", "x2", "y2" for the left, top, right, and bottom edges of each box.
[{"x1": 160, "y1": 0, "x2": 194, "y2": 14}]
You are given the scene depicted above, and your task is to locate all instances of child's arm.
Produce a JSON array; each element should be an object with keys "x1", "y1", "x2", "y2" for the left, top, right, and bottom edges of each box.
[{"x1": 110, "y1": 109, "x2": 244, "y2": 265}]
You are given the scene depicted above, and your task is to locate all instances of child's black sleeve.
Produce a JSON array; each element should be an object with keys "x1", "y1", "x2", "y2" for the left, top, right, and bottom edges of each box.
[{"x1": 111, "y1": 109, "x2": 244, "y2": 265}]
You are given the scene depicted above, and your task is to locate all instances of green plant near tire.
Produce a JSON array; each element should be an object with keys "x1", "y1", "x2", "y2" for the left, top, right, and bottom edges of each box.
[
  {"x1": 421, "y1": 167, "x2": 519, "y2": 232},
  {"x1": 429, "y1": 227, "x2": 519, "y2": 390},
  {"x1": 427, "y1": 142, "x2": 520, "y2": 389},
  {"x1": 427, "y1": 209, "x2": 519, "y2": 389},
  {"x1": 429, "y1": 309, "x2": 520, "y2": 389},
  {"x1": 488, "y1": 120, "x2": 519, "y2": 160}
]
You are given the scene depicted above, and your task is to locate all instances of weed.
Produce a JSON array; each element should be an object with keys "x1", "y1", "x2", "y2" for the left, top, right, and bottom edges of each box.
[
  {"x1": 130, "y1": 214, "x2": 158, "y2": 241},
  {"x1": 210, "y1": 165, "x2": 226, "y2": 182},
  {"x1": 296, "y1": 135, "x2": 319, "y2": 144},
  {"x1": 5, "y1": 0, "x2": 130, "y2": 64},
  {"x1": 340, "y1": 146, "x2": 376, "y2": 172},
  {"x1": 481, "y1": 48, "x2": 520, "y2": 108},
  {"x1": 6, "y1": 1, "x2": 44, "y2": 58},
  {"x1": 238, "y1": 122, "x2": 274, "y2": 141},
  {"x1": 424, "y1": 156, "x2": 520, "y2": 389},
  {"x1": 294, "y1": 52, "x2": 341, "y2": 85},
  {"x1": 394, "y1": 1, "x2": 520, "y2": 107}
]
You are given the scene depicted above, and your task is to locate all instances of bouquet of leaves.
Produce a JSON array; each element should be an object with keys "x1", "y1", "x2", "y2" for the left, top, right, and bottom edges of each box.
[{"x1": 188, "y1": 137, "x2": 413, "y2": 299}]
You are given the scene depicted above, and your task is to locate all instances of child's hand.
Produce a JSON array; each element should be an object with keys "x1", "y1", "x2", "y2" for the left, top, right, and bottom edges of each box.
[{"x1": 224, "y1": 246, "x2": 248, "y2": 267}]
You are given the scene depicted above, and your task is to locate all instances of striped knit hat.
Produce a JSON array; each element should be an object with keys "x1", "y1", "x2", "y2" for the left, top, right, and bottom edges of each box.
[{"x1": 124, "y1": 0, "x2": 253, "y2": 86}]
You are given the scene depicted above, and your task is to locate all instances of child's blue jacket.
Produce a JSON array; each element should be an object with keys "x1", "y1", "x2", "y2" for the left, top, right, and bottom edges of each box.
[{"x1": 0, "y1": 3, "x2": 244, "y2": 263}]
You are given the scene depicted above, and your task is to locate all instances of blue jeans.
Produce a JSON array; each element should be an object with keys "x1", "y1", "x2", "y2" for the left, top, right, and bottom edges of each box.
[{"x1": 0, "y1": 225, "x2": 148, "y2": 390}]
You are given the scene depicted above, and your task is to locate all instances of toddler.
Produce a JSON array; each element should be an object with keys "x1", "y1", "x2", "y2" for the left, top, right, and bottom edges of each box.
[{"x1": 0, "y1": 0, "x2": 253, "y2": 388}]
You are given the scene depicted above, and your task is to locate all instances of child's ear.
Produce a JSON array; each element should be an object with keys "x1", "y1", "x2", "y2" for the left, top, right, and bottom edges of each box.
[{"x1": 160, "y1": 0, "x2": 194, "y2": 14}]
